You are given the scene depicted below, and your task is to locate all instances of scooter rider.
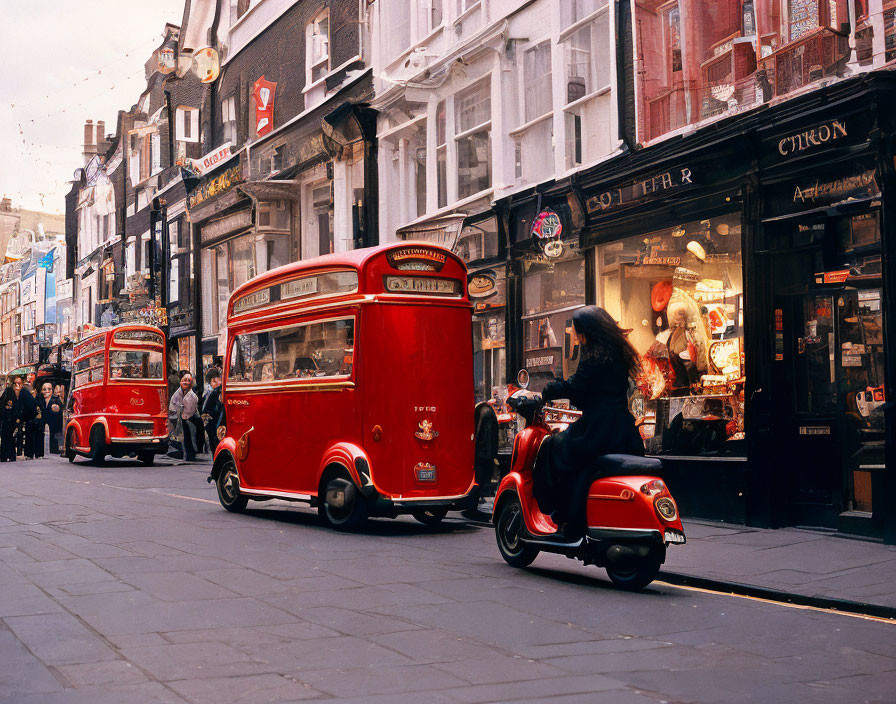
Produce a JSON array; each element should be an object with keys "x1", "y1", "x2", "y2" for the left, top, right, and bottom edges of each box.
[{"x1": 539, "y1": 307, "x2": 644, "y2": 537}]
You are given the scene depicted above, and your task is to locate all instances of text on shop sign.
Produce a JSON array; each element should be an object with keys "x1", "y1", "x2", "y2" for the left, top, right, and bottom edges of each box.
[
  {"x1": 778, "y1": 120, "x2": 847, "y2": 156},
  {"x1": 189, "y1": 165, "x2": 242, "y2": 209},
  {"x1": 586, "y1": 168, "x2": 694, "y2": 214},
  {"x1": 792, "y1": 171, "x2": 877, "y2": 204}
]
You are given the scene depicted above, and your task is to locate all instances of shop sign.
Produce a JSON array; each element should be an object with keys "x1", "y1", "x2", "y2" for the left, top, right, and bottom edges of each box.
[
  {"x1": 798, "y1": 425, "x2": 831, "y2": 436},
  {"x1": 189, "y1": 165, "x2": 243, "y2": 209},
  {"x1": 585, "y1": 168, "x2": 694, "y2": 215},
  {"x1": 253, "y1": 76, "x2": 277, "y2": 138},
  {"x1": 200, "y1": 209, "x2": 253, "y2": 244},
  {"x1": 192, "y1": 143, "x2": 233, "y2": 176},
  {"x1": 777, "y1": 120, "x2": 848, "y2": 156},
  {"x1": 792, "y1": 171, "x2": 878, "y2": 204},
  {"x1": 467, "y1": 270, "x2": 497, "y2": 299},
  {"x1": 640, "y1": 256, "x2": 681, "y2": 266},
  {"x1": 525, "y1": 348, "x2": 561, "y2": 373},
  {"x1": 815, "y1": 269, "x2": 850, "y2": 285}
]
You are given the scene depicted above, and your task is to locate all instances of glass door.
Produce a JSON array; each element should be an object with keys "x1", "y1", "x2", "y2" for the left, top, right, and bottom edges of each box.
[{"x1": 837, "y1": 288, "x2": 886, "y2": 513}]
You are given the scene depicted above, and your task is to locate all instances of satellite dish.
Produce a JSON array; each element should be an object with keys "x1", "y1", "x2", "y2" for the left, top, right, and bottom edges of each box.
[{"x1": 193, "y1": 48, "x2": 220, "y2": 84}]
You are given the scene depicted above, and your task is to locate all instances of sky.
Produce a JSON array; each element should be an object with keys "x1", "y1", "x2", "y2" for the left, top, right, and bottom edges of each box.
[{"x1": 0, "y1": 0, "x2": 187, "y2": 215}]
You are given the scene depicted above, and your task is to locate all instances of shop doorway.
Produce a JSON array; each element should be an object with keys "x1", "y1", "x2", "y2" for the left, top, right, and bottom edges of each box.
[{"x1": 772, "y1": 283, "x2": 886, "y2": 528}]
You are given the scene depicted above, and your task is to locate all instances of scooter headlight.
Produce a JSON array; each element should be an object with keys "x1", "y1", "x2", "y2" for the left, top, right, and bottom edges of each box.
[{"x1": 655, "y1": 496, "x2": 678, "y2": 521}]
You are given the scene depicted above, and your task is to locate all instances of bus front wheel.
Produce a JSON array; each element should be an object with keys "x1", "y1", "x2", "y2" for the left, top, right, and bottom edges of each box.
[
  {"x1": 65, "y1": 430, "x2": 76, "y2": 463},
  {"x1": 216, "y1": 457, "x2": 248, "y2": 513}
]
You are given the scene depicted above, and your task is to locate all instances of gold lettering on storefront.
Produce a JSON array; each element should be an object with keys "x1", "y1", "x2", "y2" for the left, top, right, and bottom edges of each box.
[
  {"x1": 189, "y1": 165, "x2": 242, "y2": 209},
  {"x1": 777, "y1": 121, "x2": 847, "y2": 156}
]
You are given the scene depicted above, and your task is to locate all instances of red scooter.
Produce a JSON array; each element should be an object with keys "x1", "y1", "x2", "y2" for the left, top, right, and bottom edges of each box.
[{"x1": 493, "y1": 370, "x2": 686, "y2": 590}]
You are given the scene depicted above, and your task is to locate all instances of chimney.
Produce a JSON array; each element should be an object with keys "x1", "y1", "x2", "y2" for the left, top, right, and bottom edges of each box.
[
  {"x1": 96, "y1": 120, "x2": 108, "y2": 155},
  {"x1": 82, "y1": 119, "x2": 97, "y2": 164}
]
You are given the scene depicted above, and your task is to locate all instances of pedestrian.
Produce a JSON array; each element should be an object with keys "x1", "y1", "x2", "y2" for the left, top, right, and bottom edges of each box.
[
  {"x1": 28, "y1": 384, "x2": 48, "y2": 459},
  {"x1": 169, "y1": 372, "x2": 201, "y2": 462},
  {"x1": 0, "y1": 377, "x2": 28, "y2": 462},
  {"x1": 201, "y1": 368, "x2": 224, "y2": 455},
  {"x1": 20, "y1": 384, "x2": 38, "y2": 460},
  {"x1": 37, "y1": 383, "x2": 63, "y2": 458},
  {"x1": 462, "y1": 399, "x2": 499, "y2": 520}
]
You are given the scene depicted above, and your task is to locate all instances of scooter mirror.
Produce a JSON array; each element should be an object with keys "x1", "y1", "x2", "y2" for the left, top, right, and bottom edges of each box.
[{"x1": 517, "y1": 369, "x2": 530, "y2": 389}]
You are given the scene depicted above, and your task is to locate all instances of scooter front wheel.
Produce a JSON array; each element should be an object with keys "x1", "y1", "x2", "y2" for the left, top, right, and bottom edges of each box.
[{"x1": 495, "y1": 494, "x2": 539, "y2": 568}]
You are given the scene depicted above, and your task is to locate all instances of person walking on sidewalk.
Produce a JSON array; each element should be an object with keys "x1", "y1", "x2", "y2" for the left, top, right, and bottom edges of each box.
[
  {"x1": 0, "y1": 377, "x2": 27, "y2": 462},
  {"x1": 28, "y1": 385, "x2": 47, "y2": 459},
  {"x1": 169, "y1": 372, "x2": 201, "y2": 462},
  {"x1": 19, "y1": 383, "x2": 38, "y2": 460},
  {"x1": 41, "y1": 383, "x2": 64, "y2": 456},
  {"x1": 201, "y1": 368, "x2": 223, "y2": 456}
]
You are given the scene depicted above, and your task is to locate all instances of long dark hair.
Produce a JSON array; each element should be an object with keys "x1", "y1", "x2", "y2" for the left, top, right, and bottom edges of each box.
[{"x1": 573, "y1": 307, "x2": 641, "y2": 377}]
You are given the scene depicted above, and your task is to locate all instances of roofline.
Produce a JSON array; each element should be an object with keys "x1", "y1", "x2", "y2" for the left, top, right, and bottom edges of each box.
[{"x1": 228, "y1": 242, "x2": 466, "y2": 309}]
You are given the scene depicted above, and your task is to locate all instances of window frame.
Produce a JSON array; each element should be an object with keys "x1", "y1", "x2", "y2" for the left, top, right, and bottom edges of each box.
[
  {"x1": 226, "y1": 314, "x2": 357, "y2": 387},
  {"x1": 176, "y1": 106, "x2": 200, "y2": 143},
  {"x1": 306, "y1": 10, "x2": 331, "y2": 88}
]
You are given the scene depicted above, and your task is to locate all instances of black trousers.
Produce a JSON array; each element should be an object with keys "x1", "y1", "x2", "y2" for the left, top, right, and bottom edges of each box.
[
  {"x1": 0, "y1": 428, "x2": 17, "y2": 461},
  {"x1": 31, "y1": 421, "x2": 45, "y2": 458},
  {"x1": 48, "y1": 427, "x2": 61, "y2": 455}
]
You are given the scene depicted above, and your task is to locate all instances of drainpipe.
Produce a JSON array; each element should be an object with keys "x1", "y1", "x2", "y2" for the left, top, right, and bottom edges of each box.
[{"x1": 615, "y1": 0, "x2": 636, "y2": 152}]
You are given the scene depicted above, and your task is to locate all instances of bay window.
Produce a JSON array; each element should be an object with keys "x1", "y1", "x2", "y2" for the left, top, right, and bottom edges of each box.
[{"x1": 455, "y1": 78, "x2": 492, "y2": 199}]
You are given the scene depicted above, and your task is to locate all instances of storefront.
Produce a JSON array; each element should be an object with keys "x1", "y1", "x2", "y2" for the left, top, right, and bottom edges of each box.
[
  {"x1": 752, "y1": 79, "x2": 894, "y2": 539},
  {"x1": 574, "y1": 130, "x2": 752, "y2": 522}
]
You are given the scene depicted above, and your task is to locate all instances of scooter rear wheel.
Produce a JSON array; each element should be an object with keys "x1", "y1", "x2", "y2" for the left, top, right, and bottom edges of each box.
[
  {"x1": 495, "y1": 494, "x2": 539, "y2": 568},
  {"x1": 605, "y1": 547, "x2": 663, "y2": 591}
]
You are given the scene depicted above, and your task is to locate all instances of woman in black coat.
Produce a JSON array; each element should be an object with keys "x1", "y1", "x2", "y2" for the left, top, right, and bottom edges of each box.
[
  {"x1": 0, "y1": 378, "x2": 29, "y2": 462},
  {"x1": 540, "y1": 307, "x2": 644, "y2": 533}
]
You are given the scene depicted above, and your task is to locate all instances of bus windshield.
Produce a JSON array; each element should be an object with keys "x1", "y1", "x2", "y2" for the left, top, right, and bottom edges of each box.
[{"x1": 109, "y1": 349, "x2": 164, "y2": 380}]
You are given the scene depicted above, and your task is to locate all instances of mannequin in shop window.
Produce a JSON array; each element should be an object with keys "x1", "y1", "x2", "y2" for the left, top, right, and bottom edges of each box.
[{"x1": 537, "y1": 307, "x2": 644, "y2": 538}]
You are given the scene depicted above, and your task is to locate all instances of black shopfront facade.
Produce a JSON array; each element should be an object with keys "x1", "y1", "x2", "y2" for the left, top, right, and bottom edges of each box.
[{"x1": 496, "y1": 74, "x2": 896, "y2": 542}]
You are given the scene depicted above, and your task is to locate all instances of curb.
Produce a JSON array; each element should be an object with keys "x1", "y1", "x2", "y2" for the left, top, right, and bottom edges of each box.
[{"x1": 659, "y1": 571, "x2": 896, "y2": 621}]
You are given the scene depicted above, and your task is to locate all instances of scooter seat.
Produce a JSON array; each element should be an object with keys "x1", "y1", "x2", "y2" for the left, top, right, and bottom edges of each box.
[{"x1": 593, "y1": 454, "x2": 662, "y2": 476}]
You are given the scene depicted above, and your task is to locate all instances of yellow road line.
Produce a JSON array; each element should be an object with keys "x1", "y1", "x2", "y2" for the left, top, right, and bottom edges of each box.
[{"x1": 654, "y1": 580, "x2": 896, "y2": 625}]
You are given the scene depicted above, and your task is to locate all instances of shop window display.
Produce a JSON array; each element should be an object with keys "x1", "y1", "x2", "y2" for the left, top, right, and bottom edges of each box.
[
  {"x1": 522, "y1": 250, "x2": 587, "y2": 391},
  {"x1": 597, "y1": 214, "x2": 745, "y2": 457}
]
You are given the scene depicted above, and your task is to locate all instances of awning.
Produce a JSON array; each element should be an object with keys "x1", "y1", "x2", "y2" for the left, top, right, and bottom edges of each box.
[
  {"x1": 238, "y1": 180, "x2": 300, "y2": 201},
  {"x1": 395, "y1": 214, "x2": 468, "y2": 252}
]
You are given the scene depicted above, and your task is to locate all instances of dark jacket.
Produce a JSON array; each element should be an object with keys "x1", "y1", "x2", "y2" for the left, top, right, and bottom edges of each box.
[
  {"x1": 1, "y1": 388, "x2": 33, "y2": 431},
  {"x1": 541, "y1": 355, "x2": 643, "y2": 475},
  {"x1": 42, "y1": 395, "x2": 64, "y2": 433},
  {"x1": 201, "y1": 386, "x2": 223, "y2": 428}
]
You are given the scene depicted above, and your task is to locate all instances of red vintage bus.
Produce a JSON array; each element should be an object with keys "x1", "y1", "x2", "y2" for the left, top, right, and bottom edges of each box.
[
  {"x1": 64, "y1": 325, "x2": 169, "y2": 465},
  {"x1": 209, "y1": 243, "x2": 475, "y2": 530}
]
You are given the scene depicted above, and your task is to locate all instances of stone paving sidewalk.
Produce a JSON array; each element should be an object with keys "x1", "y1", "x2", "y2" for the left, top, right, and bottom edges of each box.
[{"x1": 662, "y1": 519, "x2": 896, "y2": 610}]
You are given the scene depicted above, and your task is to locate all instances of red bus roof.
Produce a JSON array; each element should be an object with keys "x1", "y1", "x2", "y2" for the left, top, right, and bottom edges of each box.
[{"x1": 228, "y1": 242, "x2": 467, "y2": 318}]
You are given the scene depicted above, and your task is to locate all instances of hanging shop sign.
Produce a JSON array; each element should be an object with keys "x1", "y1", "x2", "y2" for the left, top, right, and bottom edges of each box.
[
  {"x1": 192, "y1": 143, "x2": 233, "y2": 176},
  {"x1": 189, "y1": 165, "x2": 243, "y2": 209},
  {"x1": 467, "y1": 269, "x2": 497, "y2": 299},
  {"x1": 531, "y1": 209, "x2": 563, "y2": 258},
  {"x1": 584, "y1": 168, "x2": 695, "y2": 215},
  {"x1": 253, "y1": 76, "x2": 277, "y2": 138}
]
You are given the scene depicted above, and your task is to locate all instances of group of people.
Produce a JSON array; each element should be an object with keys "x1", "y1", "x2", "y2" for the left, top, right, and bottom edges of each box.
[
  {"x1": 167, "y1": 368, "x2": 223, "y2": 463},
  {"x1": 0, "y1": 377, "x2": 65, "y2": 462}
]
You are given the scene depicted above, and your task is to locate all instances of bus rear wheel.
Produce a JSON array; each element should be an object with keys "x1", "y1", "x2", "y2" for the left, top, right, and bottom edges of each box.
[
  {"x1": 89, "y1": 426, "x2": 106, "y2": 466},
  {"x1": 321, "y1": 475, "x2": 368, "y2": 532}
]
